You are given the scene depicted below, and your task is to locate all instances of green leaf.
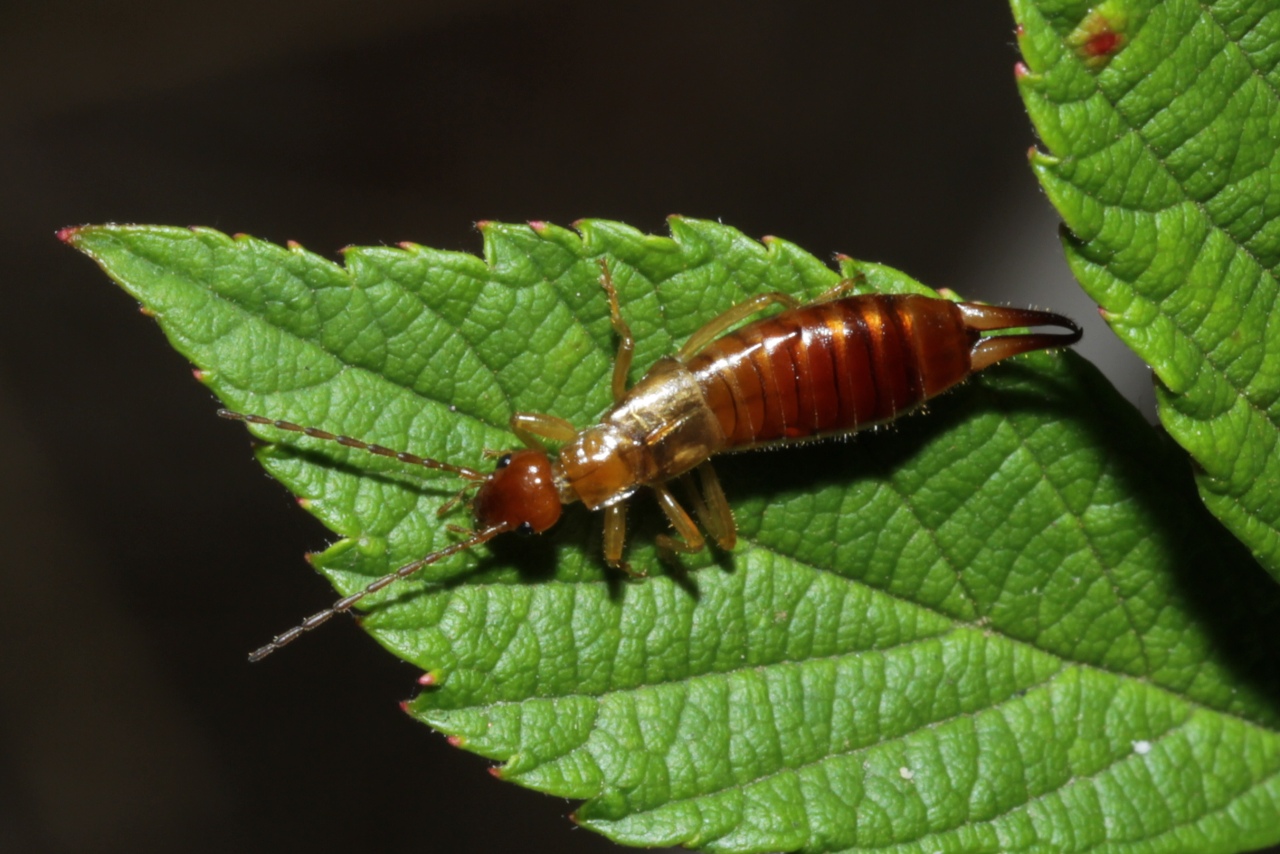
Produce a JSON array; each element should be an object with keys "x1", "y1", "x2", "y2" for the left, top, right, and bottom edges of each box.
[
  {"x1": 67, "y1": 220, "x2": 1280, "y2": 852},
  {"x1": 1013, "y1": 0, "x2": 1280, "y2": 581}
]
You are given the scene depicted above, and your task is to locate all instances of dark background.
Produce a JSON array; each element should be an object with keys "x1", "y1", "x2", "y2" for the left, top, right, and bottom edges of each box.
[{"x1": 3, "y1": 2, "x2": 1163, "y2": 852}]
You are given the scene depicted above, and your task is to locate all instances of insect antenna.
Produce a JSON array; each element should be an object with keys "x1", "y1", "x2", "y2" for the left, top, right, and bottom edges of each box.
[
  {"x1": 247, "y1": 524, "x2": 510, "y2": 662},
  {"x1": 217, "y1": 408, "x2": 502, "y2": 660},
  {"x1": 217, "y1": 409, "x2": 486, "y2": 481}
]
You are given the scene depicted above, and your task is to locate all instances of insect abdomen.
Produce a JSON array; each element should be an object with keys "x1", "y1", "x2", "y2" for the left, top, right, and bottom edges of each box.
[{"x1": 684, "y1": 294, "x2": 977, "y2": 448}]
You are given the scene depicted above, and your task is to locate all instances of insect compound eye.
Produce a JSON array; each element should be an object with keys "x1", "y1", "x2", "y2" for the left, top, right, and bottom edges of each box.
[
  {"x1": 515, "y1": 521, "x2": 535, "y2": 537},
  {"x1": 496, "y1": 453, "x2": 513, "y2": 470}
]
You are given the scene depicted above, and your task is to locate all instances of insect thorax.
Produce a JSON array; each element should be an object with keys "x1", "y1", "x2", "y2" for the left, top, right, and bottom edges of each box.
[{"x1": 559, "y1": 357, "x2": 726, "y2": 509}]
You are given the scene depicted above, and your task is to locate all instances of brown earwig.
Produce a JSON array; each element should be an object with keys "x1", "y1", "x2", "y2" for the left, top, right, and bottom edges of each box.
[{"x1": 227, "y1": 266, "x2": 1081, "y2": 661}]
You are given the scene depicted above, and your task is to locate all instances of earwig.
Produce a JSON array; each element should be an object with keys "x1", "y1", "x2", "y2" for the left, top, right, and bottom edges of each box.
[{"x1": 231, "y1": 266, "x2": 1081, "y2": 661}]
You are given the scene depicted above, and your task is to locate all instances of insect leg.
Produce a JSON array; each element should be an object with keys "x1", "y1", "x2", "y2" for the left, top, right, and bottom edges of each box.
[
  {"x1": 602, "y1": 502, "x2": 644, "y2": 576},
  {"x1": 676, "y1": 292, "x2": 801, "y2": 361},
  {"x1": 689, "y1": 463, "x2": 737, "y2": 551},
  {"x1": 597, "y1": 258, "x2": 635, "y2": 403},
  {"x1": 510, "y1": 411, "x2": 577, "y2": 449},
  {"x1": 814, "y1": 273, "x2": 866, "y2": 303},
  {"x1": 652, "y1": 484, "x2": 706, "y2": 562}
]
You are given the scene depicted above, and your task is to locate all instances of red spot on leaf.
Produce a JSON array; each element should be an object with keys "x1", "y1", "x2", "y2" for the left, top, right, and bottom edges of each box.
[
  {"x1": 446, "y1": 734, "x2": 464, "y2": 747},
  {"x1": 1015, "y1": 23, "x2": 1025, "y2": 37},
  {"x1": 1070, "y1": 9, "x2": 1127, "y2": 68},
  {"x1": 1014, "y1": 61, "x2": 1031, "y2": 80},
  {"x1": 1084, "y1": 30, "x2": 1122, "y2": 57}
]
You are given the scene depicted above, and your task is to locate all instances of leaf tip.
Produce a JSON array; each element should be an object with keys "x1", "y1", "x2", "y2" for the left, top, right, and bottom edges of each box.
[
  {"x1": 286, "y1": 239, "x2": 303, "y2": 251},
  {"x1": 56, "y1": 225, "x2": 83, "y2": 245},
  {"x1": 398, "y1": 699, "x2": 412, "y2": 714},
  {"x1": 417, "y1": 671, "x2": 438, "y2": 687},
  {"x1": 1013, "y1": 61, "x2": 1033, "y2": 81},
  {"x1": 527, "y1": 220, "x2": 550, "y2": 234},
  {"x1": 487, "y1": 765, "x2": 505, "y2": 780},
  {"x1": 397, "y1": 241, "x2": 421, "y2": 252},
  {"x1": 140, "y1": 305, "x2": 157, "y2": 318},
  {"x1": 1026, "y1": 146, "x2": 1060, "y2": 167},
  {"x1": 296, "y1": 496, "x2": 313, "y2": 510},
  {"x1": 192, "y1": 368, "x2": 209, "y2": 383},
  {"x1": 446, "y1": 734, "x2": 464, "y2": 747}
]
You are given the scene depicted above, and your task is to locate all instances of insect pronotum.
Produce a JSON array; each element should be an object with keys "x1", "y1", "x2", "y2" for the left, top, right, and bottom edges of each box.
[{"x1": 227, "y1": 263, "x2": 1081, "y2": 661}]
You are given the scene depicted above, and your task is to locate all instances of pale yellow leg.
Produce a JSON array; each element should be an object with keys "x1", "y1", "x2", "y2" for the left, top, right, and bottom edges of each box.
[
  {"x1": 677, "y1": 292, "x2": 801, "y2": 361},
  {"x1": 598, "y1": 259, "x2": 635, "y2": 403},
  {"x1": 602, "y1": 502, "x2": 643, "y2": 576},
  {"x1": 603, "y1": 503, "x2": 626, "y2": 566},
  {"x1": 510, "y1": 411, "x2": 578, "y2": 449},
  {"x1": 814, "y1": 273, "x2": 867, "y2": 303},
  {"x1": 690, "y1": 463, "x2": 736, "y2": 551},
  {"x1": 652, "y1": 484, "x2": 705, "y2": 563}
]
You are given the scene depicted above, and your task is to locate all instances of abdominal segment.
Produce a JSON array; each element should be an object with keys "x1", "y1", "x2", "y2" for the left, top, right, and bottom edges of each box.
[{"x1": 684, "y1": 294, "x2": 976, "y2": 448}]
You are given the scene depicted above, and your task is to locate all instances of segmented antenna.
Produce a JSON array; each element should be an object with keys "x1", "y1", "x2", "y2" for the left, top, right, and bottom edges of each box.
[
  {"x1": 247, "y1": 524, "x2": 509, "y2": 662},
  {"x1": 217, "y1": 409, "x2": 485, "y2": 481},
  {"x1": 217, "y1": 408, "x2": 499, "y2": 660}
]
